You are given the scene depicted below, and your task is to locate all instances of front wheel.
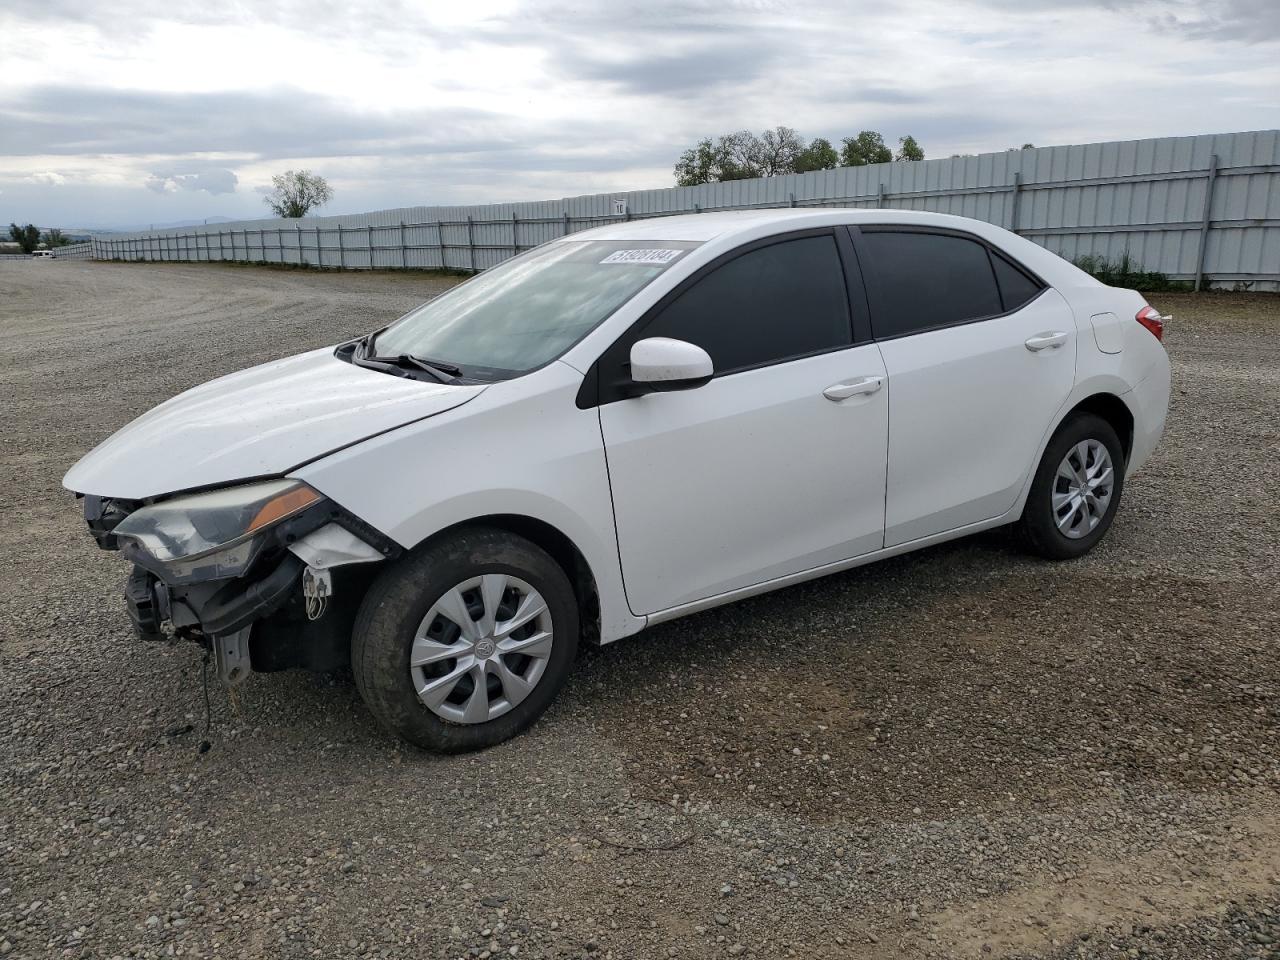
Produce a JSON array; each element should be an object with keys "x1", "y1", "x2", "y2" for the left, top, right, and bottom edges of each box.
[
  {"x1": 352, "y1": 527, "x2": 579, "y2": 752},
  {"x1": 1020, "y1": 412, "x2": 1126, "y2": 560}
]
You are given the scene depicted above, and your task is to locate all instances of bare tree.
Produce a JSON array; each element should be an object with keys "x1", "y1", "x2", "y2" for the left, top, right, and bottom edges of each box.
[
  {"x1": 757, "y1": 126, "x2": 806, "y2": 177},
  {"x1": 263, "y1": 170, "x2": 333, "y2": 218}
]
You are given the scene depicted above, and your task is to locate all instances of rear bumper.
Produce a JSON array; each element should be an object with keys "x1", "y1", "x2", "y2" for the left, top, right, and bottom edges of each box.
[{"x1": 1124, "y1": 358, "x2": 1171, "y2": 476}]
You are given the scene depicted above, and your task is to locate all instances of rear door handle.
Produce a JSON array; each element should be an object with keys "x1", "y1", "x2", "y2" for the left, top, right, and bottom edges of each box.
[
  {"x1": 1025, "y1": 331, "x2": 1069, "y2": 352},
  {"x1": 823, "y1": 376, "x2": 884, "y2": 401}
]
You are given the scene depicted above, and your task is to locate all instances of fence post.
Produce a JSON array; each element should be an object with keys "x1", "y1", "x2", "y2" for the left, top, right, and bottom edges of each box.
[
  {"x1": 467, "y1": 216, "x2": 476, "y2": 272},
  {"x1": 1194, "y1": 154, "x2": 1219, "y2": 292},
  {"x1": 877, "y1": 183, "x2": 887, "y2": 208},
  {"x1": 562, "y1": 211, "x2": 570, "y2": 236},
  {"x1": 400, "y1": 221, "x2": 407, "y2": 269},
  {"x1": 1009, "y1": 172, "x2": 1023, "y2": 234},
  {"x1": 337, "y1": 224, "x2": 345, "y2": 269},
  {"x1": 435, "y1": 220, "x2": 444, "y2": 269},
  {"x1": 367, "y1": 224, "x2": 373, "y2": 269},
  {"x1": 511, "y1": 212, "x2": 519, "y2": 255},
  {"x1": 789, "y1": 192, "x2": 797, "y2": 208},
  {"x1": 315, "y1": 226, "x2": 322, "y2": 267}
]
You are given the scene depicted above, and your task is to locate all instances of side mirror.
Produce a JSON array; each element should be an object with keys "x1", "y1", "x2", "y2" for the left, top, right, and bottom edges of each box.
[{"x1": 628, "y1": 337, "x2": 713, "y2": 393}]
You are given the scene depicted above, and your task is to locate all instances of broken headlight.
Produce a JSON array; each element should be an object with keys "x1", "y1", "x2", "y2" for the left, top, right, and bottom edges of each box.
[{"x1": 113, "y1": 479, "x2": 324, "y2": 584}]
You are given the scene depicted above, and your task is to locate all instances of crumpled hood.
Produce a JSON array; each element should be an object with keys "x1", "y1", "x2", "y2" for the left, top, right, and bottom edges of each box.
[{"x1": 64, "y1": 347, "x2": 485, "y2": 499}]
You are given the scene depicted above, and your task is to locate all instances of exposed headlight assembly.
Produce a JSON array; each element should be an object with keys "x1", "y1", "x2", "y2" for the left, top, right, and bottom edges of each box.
[{"x1": 113, "y1": 479, "x2": 325, "y2": 584}]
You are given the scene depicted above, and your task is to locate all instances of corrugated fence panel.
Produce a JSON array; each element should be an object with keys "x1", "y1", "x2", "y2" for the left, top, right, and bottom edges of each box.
[{"x1": 95, "y1": 130, "x2": 1280, "y2": 289}]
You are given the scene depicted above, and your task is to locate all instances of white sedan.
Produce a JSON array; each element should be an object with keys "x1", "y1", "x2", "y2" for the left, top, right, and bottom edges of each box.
[{"x1": 64, "y1": 209, "x2": 1171, "y2": 751}]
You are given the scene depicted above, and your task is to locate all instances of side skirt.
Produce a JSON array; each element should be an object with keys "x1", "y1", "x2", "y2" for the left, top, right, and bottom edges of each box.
[{"x1": 640, "y1": 508, "x2": 1019, "y2": 629}]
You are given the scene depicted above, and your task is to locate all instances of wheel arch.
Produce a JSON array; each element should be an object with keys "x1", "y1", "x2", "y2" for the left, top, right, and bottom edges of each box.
[
  {"x1": 1061, "y1": 391, "x2": 1135, "y2": 463},
  {"x1": 415, "y1": 514, "x2": 603, "y2": 645}
]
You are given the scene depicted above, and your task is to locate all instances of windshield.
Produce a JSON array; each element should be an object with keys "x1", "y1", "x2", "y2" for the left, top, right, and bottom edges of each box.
[{"x1": 371, "y1": 239, "x2": 701, "y2": 379}]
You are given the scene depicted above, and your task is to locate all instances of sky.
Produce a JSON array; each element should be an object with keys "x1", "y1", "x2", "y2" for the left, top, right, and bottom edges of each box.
[{"x1": 2, "y1": 0, "x2": 1277, "y2": 230}]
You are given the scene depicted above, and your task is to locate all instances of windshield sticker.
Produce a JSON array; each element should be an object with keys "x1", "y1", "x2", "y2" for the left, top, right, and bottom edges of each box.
[{"x1": 600, "y1": 249, "x2": 684, "y2": 265}]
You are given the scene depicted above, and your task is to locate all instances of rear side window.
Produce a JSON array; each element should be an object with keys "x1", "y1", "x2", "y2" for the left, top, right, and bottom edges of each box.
[
  {"x1": 638, "y1": 234, "x2": 851, "y2": 374},
  {"x1": 990, "y1": 252, "x2": 1044, "y2": 312},
  {"x1": 859, "y1": 231, "x2": 1002, "y2": 338}
]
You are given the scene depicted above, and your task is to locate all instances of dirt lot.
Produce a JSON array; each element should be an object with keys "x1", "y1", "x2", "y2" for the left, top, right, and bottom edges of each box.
[{"x1": 1, "y1": 261, "x2": 1277, "y2": 960}]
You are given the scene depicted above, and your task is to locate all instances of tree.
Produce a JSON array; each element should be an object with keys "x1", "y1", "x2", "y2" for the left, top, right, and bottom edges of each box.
[
  {"x1": 9, "y1": 223, "x2": 39, "y2": 254},
  {"x1": 674, "y1": 127, "x2": 921, "y2": 184},
  {"x1": 839, "y1": 131, "x2": 892, "y2": 167},
  {"x1": 674, "y1": 131, "x2": 766, "y2": 185},
  {"x1": 756, "y1": 126, "x2": 806, "y2": 177},
  {"x1": 43, "y1": 228, "x2": 71, "y2": 247},
  {"x1": 263, "y1": 170, "x2": 333, "y2": 218},
  {"x1": 1007, "y1": 143, "x2": 1035, "y2": 151},
  {"x1": 794, "y1": 137, "x2": 839, "y2": 173},
  {"x1": 896, "y1": 135, "x2": 924, "y2": 162}
]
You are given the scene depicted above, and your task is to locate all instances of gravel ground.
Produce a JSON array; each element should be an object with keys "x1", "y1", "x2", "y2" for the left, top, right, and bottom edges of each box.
[{"x1": 1, "y1": 262, "x2": 1277, "y2": 960}]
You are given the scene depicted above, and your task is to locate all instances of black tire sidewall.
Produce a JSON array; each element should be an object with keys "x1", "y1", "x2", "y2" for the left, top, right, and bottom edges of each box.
[
  {"x1": 352, "y1": 527, "x2": 579, "y2": 752},
  {"x1": 1022, "y1": 413, "x2": 1126, "y2": 560}
]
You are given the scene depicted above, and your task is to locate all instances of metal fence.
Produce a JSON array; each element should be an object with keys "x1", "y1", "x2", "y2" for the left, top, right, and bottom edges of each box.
[
  {"x1": 97, "y1": 129, "x2": 1280, "y2": 290},
  {"x1": 54, "y1": 242, "x2": 93, "y2": 260},
  {"x1": 0, "y1": 243, "x2": 93, "y2": 261}
]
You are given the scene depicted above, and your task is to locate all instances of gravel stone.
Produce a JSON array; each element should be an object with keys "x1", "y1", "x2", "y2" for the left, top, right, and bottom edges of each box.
[{"x1": 1, "y1": 264, "x2": 1277, "y2": 959}]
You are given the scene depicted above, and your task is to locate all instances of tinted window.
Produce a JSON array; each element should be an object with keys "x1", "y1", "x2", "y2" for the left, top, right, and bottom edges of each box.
[
  {"x1": 860, "y1": 231, "x2": 1002, "y2": 338},
  {"x1": 639, "y1": 234, "x2": 851, "y2": 374},
  {"x1": 991, "y1": 252, "x2": 1043, "y2": 312}
]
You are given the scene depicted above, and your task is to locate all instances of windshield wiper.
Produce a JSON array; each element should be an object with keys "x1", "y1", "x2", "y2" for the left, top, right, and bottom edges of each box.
[
  {"x1": 371, "y1": 353, "x2": 462, "y2": 384},
  {"x1": 350, "y1": 333, "x2": 462, "y2": 384}
]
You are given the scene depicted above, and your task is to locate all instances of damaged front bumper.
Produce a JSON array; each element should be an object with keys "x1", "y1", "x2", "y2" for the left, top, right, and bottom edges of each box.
[{"x1": 86, "y1": 487, "x2": 396, "y2": 685}]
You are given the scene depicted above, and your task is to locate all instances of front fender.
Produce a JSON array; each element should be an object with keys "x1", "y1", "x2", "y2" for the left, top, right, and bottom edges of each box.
[{"x1": 289, "y1": 364, "x2": 644, "y2": 644}]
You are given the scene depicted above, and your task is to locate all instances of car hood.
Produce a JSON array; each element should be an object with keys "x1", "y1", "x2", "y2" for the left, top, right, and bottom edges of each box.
[{"x1": 63, "y1": 347, "x2": 486, "y2": 499}]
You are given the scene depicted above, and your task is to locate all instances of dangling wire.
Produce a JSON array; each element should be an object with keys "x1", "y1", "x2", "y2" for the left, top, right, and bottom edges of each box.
[
  {"x1": 199, "y1": 649, "x2": 213, "y2": 754},
  {"x1": 305, "y1": 593, "x2": 329, "y2": 621}
]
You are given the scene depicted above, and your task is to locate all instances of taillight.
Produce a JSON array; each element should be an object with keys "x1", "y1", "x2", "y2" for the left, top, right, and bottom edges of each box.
[{"x1": 1135, "y1": 305, "x2": 1165, "y2": 342}]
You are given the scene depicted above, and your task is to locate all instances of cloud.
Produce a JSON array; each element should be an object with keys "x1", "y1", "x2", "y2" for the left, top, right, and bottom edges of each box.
[
  {"x1": 968, "y1": 0, "x2": 1280, "y2": 42},
  {"x1": 145, "y1": 168, "x2": 239, "y2": 195},
  {"x1": 0, "y1": 86, "x2": 521, "y2": 161},
  {"x1": 1, "y1": 0, "x2": 1277, "y2": 229}
]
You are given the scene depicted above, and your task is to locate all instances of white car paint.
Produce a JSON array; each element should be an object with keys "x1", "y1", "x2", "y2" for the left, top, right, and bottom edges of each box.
[
  {"x1": 599, "y1": 343, "x2": 889, "y2": 614},
  {"x1": 64, "y1": 347, "x2": 485, "y2": 499},
  {"x1": 65, "y1": 208, "x2": 1171, "y2": 650},
  {"x1": 878, "y1": 289, "x2": 1077, "y2": 546}
]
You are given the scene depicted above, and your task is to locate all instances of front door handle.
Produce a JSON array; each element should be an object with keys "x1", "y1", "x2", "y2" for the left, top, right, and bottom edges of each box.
[
  {"x1": 1025, "y1": 330, "x2": 1069, "y2": 352},
  {"x1": 823, "y1": 376, "x2": 884, "y2": 401}
]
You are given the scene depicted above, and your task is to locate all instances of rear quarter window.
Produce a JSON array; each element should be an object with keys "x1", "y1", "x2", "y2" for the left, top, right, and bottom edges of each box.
[{"x1": 990, "y1": 251, "x2": 1045, "y2": 312}]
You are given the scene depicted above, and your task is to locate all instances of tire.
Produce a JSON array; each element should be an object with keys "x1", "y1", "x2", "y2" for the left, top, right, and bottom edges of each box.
[
  {"x1": 352, "y1": 526, "x2": 579, "y2": 752},
  {"x1": 1019, "y1": 412, "x2": 1126, "y2": 561}
]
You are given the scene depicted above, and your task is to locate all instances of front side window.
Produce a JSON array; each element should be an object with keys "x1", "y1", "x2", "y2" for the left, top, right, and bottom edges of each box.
[
  {"x1": 374, "y1": 240, "x2": 700, "y2": 379},
  {"x1": 859, "y1": 231, "x2": 1003, "y2": 338},
  {"x1": 637, "y1": 234, "x2": 852, "y2": 374}
]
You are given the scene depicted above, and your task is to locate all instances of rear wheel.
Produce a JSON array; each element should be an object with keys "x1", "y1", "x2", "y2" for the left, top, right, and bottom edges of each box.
[
  {"x1": 1020, "y1": 413, "x2": 1125, "y2": 560},
  {"x1": 353, "y1": 527, "x2": 579, "y2": 752}
]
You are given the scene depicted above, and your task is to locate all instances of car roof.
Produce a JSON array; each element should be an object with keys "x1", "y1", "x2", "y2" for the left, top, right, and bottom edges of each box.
[
  {"x1": 563, "y1": 208, "x2": 996, "y2": 243},
  {"x1": 563, "y1": 207, "x2": 1098, "y2": 290}
]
